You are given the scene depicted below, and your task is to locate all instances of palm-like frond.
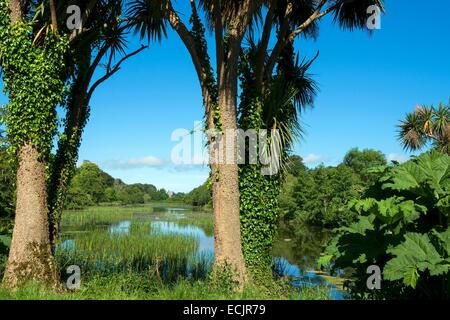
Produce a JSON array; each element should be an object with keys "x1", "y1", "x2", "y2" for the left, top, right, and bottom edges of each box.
[
  {"x1": 398, "y1": 102, "x2": 449, "y2": 154},
  {"x1": 398, "y1": 112, "x2": 427, "y2": 152},
  {"x1": 273, "y1": 0, "x2": 319, "y2": 39},
  {"x1": 332, "y1": 0, "x2": 385, "y2": 31},
  {"x1": 127, "y1": 0, "x2": 168, "y2": 42},
  {"x1": 433, "y1": 102, "x2": 450, "y2": 138},
  {"x1": 103, "y1": 23, "x2": 129, "y2": 60},
  {"x1": 261, "y1": 49, "x2": 318, "y2": 173},
  {"x1": 198, "y1": 0, "x2": 266, "y2": 42}
]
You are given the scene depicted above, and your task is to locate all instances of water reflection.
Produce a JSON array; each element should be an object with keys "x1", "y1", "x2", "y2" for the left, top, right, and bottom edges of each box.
[
  {"x1": 151, "y1": 221, "x2": 214, "y2": 254},
  {"x1": 272, "y1": 223, "x2": 332, "y2": 271},
  {"x1": 63, "y1": 206, "x2": 348, "y2": 299},
  {"x1": 108, "y1": 219, "x2": 215, "y2": 255},
  {"x1": 273, "y1": 257, "x2": 347, "y2": 300},
  {"x1": 109, "y1": 221, "x2": 131, "y2": 235},
  {"x1": 272, "y1": 223, "x2": 348, "y2": 299}
]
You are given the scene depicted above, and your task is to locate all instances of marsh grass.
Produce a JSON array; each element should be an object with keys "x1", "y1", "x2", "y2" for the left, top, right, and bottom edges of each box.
[
  {"x1": 175, "y1": 216, "x2": 214, "y2": 237},
  {"x1": 62, "y1": 206, "x2": 153, "y2": 226},
  {"x1": 56, "y1": 219, "x2": 213, "y2": 284},
  {"x1": 0, "y1": 205, "x2": 329, "y2": 300}
]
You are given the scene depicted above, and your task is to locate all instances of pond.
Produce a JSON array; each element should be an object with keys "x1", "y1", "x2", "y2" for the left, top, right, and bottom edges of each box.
[{"x1": 59, "y1": 205, "x2": 348, "y2": 299}]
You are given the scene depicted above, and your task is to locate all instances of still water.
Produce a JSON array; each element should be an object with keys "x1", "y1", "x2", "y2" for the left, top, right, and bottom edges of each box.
[{"x1": 104, "y1": 207, "x2": 348, "y2": 299}]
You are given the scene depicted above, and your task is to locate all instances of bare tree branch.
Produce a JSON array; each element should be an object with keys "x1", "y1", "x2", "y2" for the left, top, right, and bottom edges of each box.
[
  {"x1": 87, "y1": 45, "x2": 148, "y2": 101},
  {"x1": 166, "y1": 0, "x2": 216, "y2": 111},
  {"x1": 70, "y1": 0, "x2": 99, "y2": 42},
  {"x1": 266, "y1": 0, "x2": 334, "y2": 78},
  {"x1": 255, "y1": 3, "x2": 274, "y2": 92}
]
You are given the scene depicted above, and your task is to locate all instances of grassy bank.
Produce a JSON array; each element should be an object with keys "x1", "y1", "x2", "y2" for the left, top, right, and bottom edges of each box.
[{"x1": 0, "y1": 274, "x2": 329, "y2": 300}]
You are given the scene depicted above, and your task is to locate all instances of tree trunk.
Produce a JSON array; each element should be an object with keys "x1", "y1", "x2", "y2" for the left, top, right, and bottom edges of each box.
[
  {"x1": 212, "y1": 77, "x2": 246, "y2": 285},
  {"x1": 48, "y1": 84, "x2": 89, "y2": 247},
  {"x1": 210, "y1": 1, "x2": 253, "y2": 286},
  {"x1": 8, "y1": 0, "x2": 25, "y2": 23},
  {"x1": 48, "y1": 122, "x2": 84, "y2": 247},
  {"x1": 3, "y1": 143, "x2": 58, "y2": 287}
]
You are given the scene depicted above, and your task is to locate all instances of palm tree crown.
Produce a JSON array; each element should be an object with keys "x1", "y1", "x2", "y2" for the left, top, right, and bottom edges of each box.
[{"x1": 398, "y1": 102, "x2": 450, "y2": 154}]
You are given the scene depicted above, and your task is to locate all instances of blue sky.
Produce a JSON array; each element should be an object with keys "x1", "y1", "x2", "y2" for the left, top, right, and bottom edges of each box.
[{"x1": 2, "y1": 1, "x2": 450, "y2": 192}]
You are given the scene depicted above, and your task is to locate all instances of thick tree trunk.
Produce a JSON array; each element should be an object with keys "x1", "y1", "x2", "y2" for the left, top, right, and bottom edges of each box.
[
  {"x1": 8, "y1": 0, "x2": 25, "y2": 23},
  {"x1": 3, "y1": 143, "x2": 58, "y2": 287},
  {"x1": 167, "y1": 0, "x2": 250, "y2": 286},
  {"x1": 210, "y1": 2, "x2": 252, "y2": 286},
  {"x1": 212, "y1": 80, "x2": 246, "y2": 285}
]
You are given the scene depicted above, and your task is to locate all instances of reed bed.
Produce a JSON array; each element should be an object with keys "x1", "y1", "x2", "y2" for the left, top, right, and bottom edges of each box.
[{"x1": 56, "y1": 214, "x2": 212, "y2": 285}]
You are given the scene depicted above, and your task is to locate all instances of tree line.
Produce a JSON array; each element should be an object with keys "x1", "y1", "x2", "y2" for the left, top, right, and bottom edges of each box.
[
  {"x1": 65, "y1": 161, "x2": 174, "y2": 208},
  {"x1": 0, "y1": 155, "x2": 211, "y2": 213},
  {"x1": 280, "y1": 148, "x2": 388, "y2": 228}
]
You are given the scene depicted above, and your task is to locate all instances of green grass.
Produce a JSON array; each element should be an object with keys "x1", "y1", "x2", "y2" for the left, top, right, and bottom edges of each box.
[
  {"x1": 62, "y1": 206, "x2": 153, "y2": 226},
  {"x1": 0, "y1": 273, "x2": 329, "y2": 300}
]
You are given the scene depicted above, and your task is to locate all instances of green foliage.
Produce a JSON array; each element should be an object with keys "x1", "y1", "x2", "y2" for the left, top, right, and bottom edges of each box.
[
  {"x1": 148, "y1": 187, "x2": 169, "y2": 201},
  {"x1": 285, "y1": 155, "x2": 307, "y2": 176},
  {"x1": 237, "y1": 38, "x2": 318, "y2": 273},
  {"x1": 0, "y1": 1, "x2": 68, "y2": 159},
  {"x1": 64, "y1": 161, "x2": 175, "y2": 208},
  {"x1": 0, "y1": 271, "x2": 303, "y2": 300},
  {"x1": 64, "y1": 187, "x2": 94, "y2": 210},
  {"x1": 67, "y1": 162, "x2": 108, "y2": 206},
  {"x1": 184, "y1": 181, "x2": 211, "y2": 207},
  {"x1": 322, "y1": 151, "x2": 450, "y2": 299},
  {"x1": 384, "y1": 232, "x2": 449, "y2": 288},
  {"x1": 289, "y1": 164, "x2": 365, "y2": 227},
  {"x1": 279, "y1": 149, "x2": 388, "y2": 228},
  {"x1": 104, "y1": 187, "x2": 117, "y2": 202},
  {"x1": 278, "y1": 173, "x2": 298, "y2": 221},
  {"x1": 238, "y1": 95, "x2": 280, "y2": 272},
  {"x1": 343, "y1": 148, "x2": 387, "y2": 183},
  {"x1": 0, "y1": 144, "x2": 15, "y2": 217},
  {"x1": 116, "y1": 184, "x2": 145, "y2": 205},
  {"x1": 0, "y1": 218, "x2": 12, "y2": 279},
  {"x1": 240, "y1": 160, "x2": 280, "y2": 272}
]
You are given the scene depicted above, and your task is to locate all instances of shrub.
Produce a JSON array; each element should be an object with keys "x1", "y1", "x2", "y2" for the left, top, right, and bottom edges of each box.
[{"x1": 320, "y1": 151, "x2": 450, "y2": 299}]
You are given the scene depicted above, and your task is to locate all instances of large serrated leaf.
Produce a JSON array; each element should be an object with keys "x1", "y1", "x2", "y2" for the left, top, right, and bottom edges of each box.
[
  {"x1": 384, "y1": 233, "x2": 448, "y2": 288},
  {"x1": 433, "y1": 227, "x2": 450, "y2": 256},
  {"x1": 383, "y1": 152, "x2": 450, "y2": 199},
  {"x1": 373, "y1": 197, "x2": 424, "y2": 225}
]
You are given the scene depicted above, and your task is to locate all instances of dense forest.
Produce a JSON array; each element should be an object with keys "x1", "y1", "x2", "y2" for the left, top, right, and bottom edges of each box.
[{"x1": 280, "y1": 149, "x2": 388, "y2": 227}]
